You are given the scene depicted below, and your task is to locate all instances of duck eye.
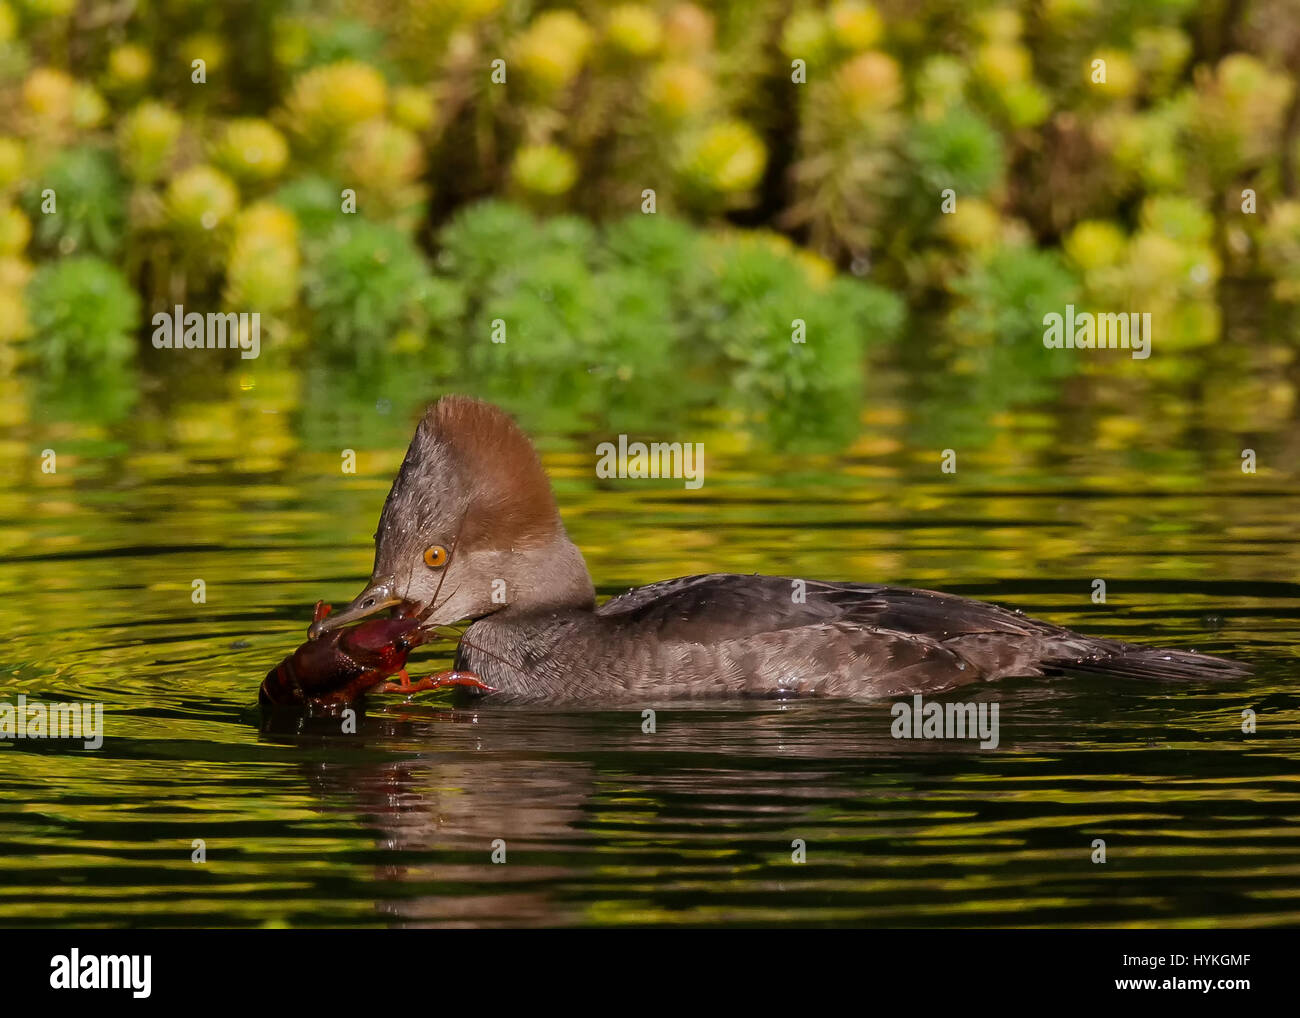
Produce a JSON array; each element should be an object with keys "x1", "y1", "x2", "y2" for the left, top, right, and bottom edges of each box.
[{"x1": 423, "y1": 544, "x2": 448, "y2": 568}]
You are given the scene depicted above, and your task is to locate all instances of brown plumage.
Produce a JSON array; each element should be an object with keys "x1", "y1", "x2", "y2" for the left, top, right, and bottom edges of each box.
[{"x1": 414, "y1": 396, "x2": 563, "y2": 551}]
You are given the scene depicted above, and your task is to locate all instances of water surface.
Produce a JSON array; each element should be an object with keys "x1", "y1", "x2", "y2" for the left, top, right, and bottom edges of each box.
[{"x1": 1, "y1": 359, "x2": 1297, "y2": 927}]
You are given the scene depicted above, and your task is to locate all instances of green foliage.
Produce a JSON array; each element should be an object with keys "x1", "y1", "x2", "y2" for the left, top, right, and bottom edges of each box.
[
  {"x1": 908, "y1": 107, "x2": 1004, "y2": 197},
  {"x1": 1140, "y1": 194, "x2": 1213, "y2": 246},
  {"x1": 436, "y1": 200, "x2": 553, "y2": 292},
  {"x1": 698, "y1": 237, "x2": 904, "y2": 445},
  {"x1": 25, "y1": 255, "x2": 139, "y2": 374},
  {"x1": 303, "y1": 218, "x2": 461, "y2": 359},
  {"x1": 600, "y1": 213, "x2": 703, "y2": 287},
  {"x1": 294, "y1": 17, "x2": 390, "y2": 71},
  {"x1": 949, "y1": 246, "x2": 1079, "y2": 353},
  {"x1": 273, "y1": 174, "x2": 347, "y2": 248},
  {"x1": 435, "y1": 202, "x2": 903, "y2": 442},
  {"x1": 23, "y1": 146, "x2": 124, "y2": 257},
  {"x1": 444, "y1": 206, "x2": 682, "y2": 429}
]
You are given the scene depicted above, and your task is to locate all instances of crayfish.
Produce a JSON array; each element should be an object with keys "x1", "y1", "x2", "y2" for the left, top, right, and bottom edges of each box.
[{"x1": 258, "y1": 601, "x2": 494, "y2": 707}]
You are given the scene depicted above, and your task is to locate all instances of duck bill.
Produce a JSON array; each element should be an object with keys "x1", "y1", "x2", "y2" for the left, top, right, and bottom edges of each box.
[{"x1": 306, "y1": 579, "x2": 404, "y2": 640}]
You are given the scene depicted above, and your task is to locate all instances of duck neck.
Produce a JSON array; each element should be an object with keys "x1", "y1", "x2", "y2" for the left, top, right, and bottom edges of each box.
[{"x1": 504, "y1": 533, "x2": 596, "y2": 617}]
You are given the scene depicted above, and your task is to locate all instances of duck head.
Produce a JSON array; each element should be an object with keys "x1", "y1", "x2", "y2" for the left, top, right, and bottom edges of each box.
[{"x1": 308, "y1": 396, "x2": 595, "y2": 639}]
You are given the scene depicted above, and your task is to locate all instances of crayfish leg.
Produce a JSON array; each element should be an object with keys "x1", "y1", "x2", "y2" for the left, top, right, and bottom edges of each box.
[
  {"x1": 380, "y1": 669, "x2": 497, "y2": 696},
  {"x1": 379, "y1": 668, "x2": 413, "y2": 693}
]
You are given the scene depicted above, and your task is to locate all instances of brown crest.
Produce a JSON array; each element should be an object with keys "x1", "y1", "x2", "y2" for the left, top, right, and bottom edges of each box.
[{"x1": 421, "y1": 395, "x2": 564, "y2": 550}]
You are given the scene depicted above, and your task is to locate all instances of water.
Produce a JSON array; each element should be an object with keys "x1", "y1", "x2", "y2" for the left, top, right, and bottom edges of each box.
[{"x1": 1, "y1": 360, "x2": 1298, "y2": 927}]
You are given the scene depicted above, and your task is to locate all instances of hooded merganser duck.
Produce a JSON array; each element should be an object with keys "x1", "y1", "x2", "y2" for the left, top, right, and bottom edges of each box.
[{"x1": 306, "y1": 395, "x2": 1246, "y2": 702}]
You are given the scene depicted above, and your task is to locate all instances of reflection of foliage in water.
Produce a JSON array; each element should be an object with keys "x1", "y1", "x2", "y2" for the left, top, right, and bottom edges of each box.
[
  {"x1": 33, "y1": 362, "x2": 139, "y2": 425},
  {"x1": 890, "y1": 247, "x2": 1080, "y2": 450},
  {"x1": 295, "y1": 355, "x2": 447, "y2": 454}
]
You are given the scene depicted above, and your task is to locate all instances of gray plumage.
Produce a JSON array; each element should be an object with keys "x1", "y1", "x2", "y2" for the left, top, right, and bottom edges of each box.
[
  {"x1": 311, "y1": 396, "x2": 1248, "y2": 705},
  {"x1": 453, "y1": 573, "x2": 1246, "y2": 703}
]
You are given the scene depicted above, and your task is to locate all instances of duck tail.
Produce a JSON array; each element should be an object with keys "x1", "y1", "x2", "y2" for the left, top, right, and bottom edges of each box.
[{"x1": 1047, "y1": 643, "x2": 1250, "y2": 682}]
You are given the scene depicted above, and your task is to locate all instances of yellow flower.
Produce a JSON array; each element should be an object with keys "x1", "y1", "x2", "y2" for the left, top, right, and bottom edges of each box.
[
  {"x1": 183, "y1": 33, "x2": 226, "y2": 74},
  {"x1": 836, "y1": 51, "x2": 902, "y2": 116},
  {"x1": 511, "y1": 144, "x2": 578, "y2": 196},
  {"x1": 606, "y1": 5, "x2": 662, "y2": 57},
  {"x1": 0, "y1": 287, "x2": 28, "y2": 343},
  {"x1": 23, "y1": 67, "x2": 76, "y2": 122},
  {"x1": 1125, "y1": 232, "x2": 1187, "y2": 297},
  {"x1": 284, "y1": 61, "x2": 388, "y2": 141},
  {"x1": 0, "y1": 254, "x2": 31, "y2": 290},
  {"x1": 975, "y1": 8, "x2": 1021, "y2": 43},
  {"x1": 663, "y1": 3, "x2": 714, "y2": 55},
  {"x1": 512, "y1": 11, "x2": 593, "y2": 93},
  {"x1": 0, "y1": 205, "x2": 29, "y2": 255},
  {"x1": 118, "y1": 101, "x2": 182, "y2": 182},
  {"x1": 940, "y1": 198, "x2": 1001, "y2": 252},
  {"x1": 0, "y1": 136, "x2": 23, "y2": 191},
  {"x1": 1064, "y1": 221, "x2": 1127, "y2": 272},
  {"x1": 647, "y1": 62, "x2": 713, "y2": 120},
  {"x1": 391, "y1": 86, "x2": 436, "y2": 132},
  {"x1": 781, "y1": 10, "x2": 831, "y2": 63},
  {"x1": 106, "y1": 44, "x2": 152, "y2": 90},
  {"x1": 71, "y1": 83, "x2": 107, "y2": 129},
  {"x1": 829, "y1": 2, "x2": 883, "y2": 52},
  {"x1": 975, "y1": 43, "x2": 1030, "y2": 88},
  {"x1": 233, "y1": 202, "x2": 298, "y2": 246},
  {"x1": 225, "y1": 203, "x2": 300, "y2": 312},
  {"x1": 679, "y1": 120, "x2": 766, "y2": 194},
  {"x1": 212, "y1": 119, "x2": 289, "y2": 184},
  {"x1": 344, "y1": 120, "x2": 423, "y2": 188},
  {"x1": 1260, "y1": 201, "x2": 1300, "y2": 301},
  {"x1": 166, "y1": 166, "x2": 239, "y2": 234},
  {"x1": 795, "y1": 249, "x2": 835, "y2": 288},
  {"x1": 1087, "y1": 49, "x2": 1137, "y2": 98},
  {"x1": 23, "y1": 68, "x2": 106, "y2": 130}
]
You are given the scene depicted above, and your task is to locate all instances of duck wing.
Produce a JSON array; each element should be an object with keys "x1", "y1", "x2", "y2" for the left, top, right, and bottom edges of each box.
[{"x1": 595, "y1": 573, "x2": 1245, "y2": 697}]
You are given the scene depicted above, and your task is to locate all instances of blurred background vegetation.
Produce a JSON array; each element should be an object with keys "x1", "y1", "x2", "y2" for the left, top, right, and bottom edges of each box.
[{"x1": 0, "y1": 0, "x2": 1298, "y2": 449}]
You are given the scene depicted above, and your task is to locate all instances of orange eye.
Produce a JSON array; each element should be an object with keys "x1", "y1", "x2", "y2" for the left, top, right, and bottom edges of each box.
[{"x1": 423, "y1": 544, "x2": 448, "y2": 568}]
